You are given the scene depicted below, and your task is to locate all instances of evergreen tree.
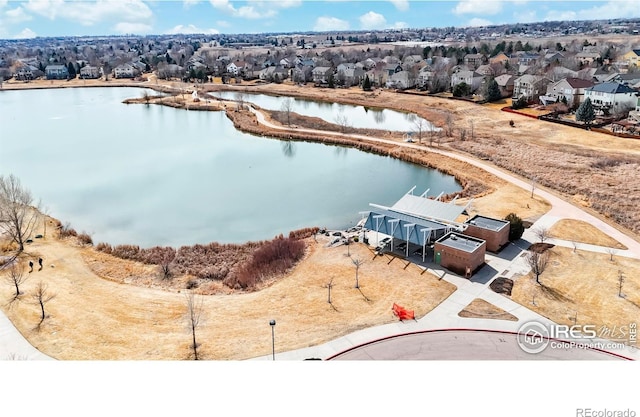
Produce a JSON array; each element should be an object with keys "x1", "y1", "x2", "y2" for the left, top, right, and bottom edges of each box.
[
  {"x1": 362, "y1": 74, "x2": 372, "y2": 91},
  {"x1": 67, "y1": 62, "x2": 76, "y2": 78},
  {"x1": 575, "y1": 97, "x2": 596, "y2": 127},
  {"x1": 486, "y1": 79, "x2": 502, "y2": 102},
  {"x1": 505, "y1": 213, "x2": 525, "y2": 241},
  {"x1": 452, "y1": 82, "x2": 471, "y2": 97}
]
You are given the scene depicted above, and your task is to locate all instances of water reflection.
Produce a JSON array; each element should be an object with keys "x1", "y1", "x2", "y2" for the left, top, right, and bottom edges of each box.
[
  {"x1": 281, "y1": 140, "x2": 296, "y2": 158},
  {"x1": 211, "y1": 91, "x2": 434, "y2": 132}
]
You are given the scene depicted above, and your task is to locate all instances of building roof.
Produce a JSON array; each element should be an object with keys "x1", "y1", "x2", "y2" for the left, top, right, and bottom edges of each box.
[
  {"x1": 391, "y1": 189, "x2": 466, "y2": 223},
  {"x1": 363, "y1": 206, "x2": 453, "y2": 247},
  {"x1": 587, "y1": 82, "x2": 636, "y2": 94},
  {"x1": 465, "y1": 215, "x2": 509, "y2": 232},
  {"x1": 561, "y1": 77, "x2": 595, "y2": 88},
  {"x1": 436, "y1": 232, "x2": 485, "y2": 253}
]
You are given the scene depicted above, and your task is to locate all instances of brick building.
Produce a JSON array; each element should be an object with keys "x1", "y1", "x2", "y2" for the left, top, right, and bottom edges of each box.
[
  {"x1": 463, "y1": 215, "x2": 510, "y2": 253},
  {"x1": 434, "y1": 233, "x2": 486, "y2": 278}
]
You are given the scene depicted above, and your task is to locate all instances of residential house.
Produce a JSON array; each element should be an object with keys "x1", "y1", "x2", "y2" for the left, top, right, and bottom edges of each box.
[
  {"x1": 546, "y1": 66, "x2": 578, "y2": 81},
  {"x1": 80, "y1": 65, "x2": 100, "y2": 79},
  {"x1": 489, "y1": 52, "x2": 509, "y2": 65},
  {"x1": 339, "y1": 67, "x2": 365, "y2": 87},
  {"x1": 450, "y1": 68, "x2": 483, "y2": 92},
  {"x1": 541, "y1": 77, "x2": 595, "y2": 108},
  {"x1": 475, "y1": 64, "x2": 495, "y2": 77},
  {"x1": 384, "y1": 64, "x2": 403, "y2": 78},
  {"x1": 621, "y1": 49, "x2": 640, "y2": 69},
  {"x1": 509, "y1": 51, "x2": 539, "y2": 66},
  {"x1": 14, "y1": 64, "x2": 42, "y2": 80},
  {"x1": 187, "y1": 60, "x2": 207, "y2": 74},
  {"x1": 226, "y1": 61, "x2": 246, "y2": 76},
  {"x1": 543, "y1": 51, "x2": 565, "y2": 64},
  {"x1": 336, "y1": 63, "x2": 355, "y2": 74},
  {"x1": 386, "y1": 70, "x2": 415, "y2": 90},
  {"x1": 279, "y1": 58, "x2": 293, "y2": 68},
  {"x1": 494, "y1": 74, "x2": 515, "y2": 98},
  {"x1": 584, "y1": 82, "x2": 640, "y2": 115},
  {"x1": 259, "y1": 65, "x2": 288, "y2": 82},
  {"x1": 403, "y1": 54, "x2": 423, "y2": 66},
  {"x1": 417, "y1": 65, "x2": 434, "y2": 89},
  {"x1": 575, "y1": 51, "x2": 600, "y2": 66},
  {"x1": 512, "y1": 74, "x2": 551, "y2": 102},
  {"x1": 463, "y1": 53, "x2": 487, "y2": 69},
  {"x1": 609, "y1": 73, "x2": 640, "y2": 88},
  {"x1": 113, "y1": 63, "x2": 138, "y2": 79},
  {"x1": 45, "y1": 64, "x2": 69, "y2": 80},
  {"x1": 311, "y1": 66, "x2": 333, "y2": 85}
]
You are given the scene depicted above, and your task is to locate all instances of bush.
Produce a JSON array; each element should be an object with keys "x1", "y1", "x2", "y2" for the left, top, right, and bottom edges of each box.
[
  {"x1": 505, "y1": 213, "x2": 525, "y2": 241},
  {"x1": 452, "y1": 82, "x2": 471, "y2": 98},
  {"x1": 59, "y1": 222, "x2": 77, "y2": 238},
  {"x1": 226, "y1": 237, "x2": 306, "y2": 290},
  {"x1": 77, "y1": 232, "x2": 93, "y2": 246},
  {"x1": 95, "y1": 242, "x2": 113, "y2": 254},
  {"x1": 511, "y1": 96, "x2": 528, "y2": 110}
]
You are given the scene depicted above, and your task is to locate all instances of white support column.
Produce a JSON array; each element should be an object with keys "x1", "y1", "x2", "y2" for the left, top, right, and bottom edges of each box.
[
  {"x1": 388, "y1": 219, "x2": 400, "y2": 251},
  {"x1": 420, "y1": 228, "x2": 431, "y2": 263},
  {"x1": 420, "y1": 188, "x2": 430, "y2": 198},
  {"x1": 405, "y1": 223, "x2": 415, "y2": 257},
  {"x1": 373, "y1": 215, "x2": 384, "y2": 245}
]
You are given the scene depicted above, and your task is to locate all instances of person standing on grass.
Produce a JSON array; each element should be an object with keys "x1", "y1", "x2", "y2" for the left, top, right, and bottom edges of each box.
[
  {"x1": 29, "y1": 260, "x2": 33, "y2": 273},
  {"x1": 38, "y1": 258, "x2": 43, "y2": 271}
]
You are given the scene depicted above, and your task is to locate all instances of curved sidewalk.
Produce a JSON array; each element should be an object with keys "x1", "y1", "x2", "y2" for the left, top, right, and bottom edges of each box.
[{"x1": 0, "y1": 312, "x2": 53, "y2": 360}]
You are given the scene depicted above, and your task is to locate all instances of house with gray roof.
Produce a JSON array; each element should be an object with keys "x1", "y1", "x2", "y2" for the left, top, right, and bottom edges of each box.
[
  {"x1": 584, "y1": 82, "x2": 639, "y2": 115},
  {"x1": 45, "y1": 64, "x2": 68, "y2": 80}
]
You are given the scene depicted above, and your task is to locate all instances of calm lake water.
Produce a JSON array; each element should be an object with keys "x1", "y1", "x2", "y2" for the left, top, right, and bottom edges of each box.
[
  {"x1": 0, "y1": 87, "x2": 460, "y2": 247},
  {"x1": 211, "y1": 90, "x2": 437, "y2": 132}
]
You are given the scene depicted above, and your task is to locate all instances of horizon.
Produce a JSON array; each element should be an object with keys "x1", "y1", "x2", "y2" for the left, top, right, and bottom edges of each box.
[{"x1": 0, "y1": 1, "x2": 639, "y2": 40}]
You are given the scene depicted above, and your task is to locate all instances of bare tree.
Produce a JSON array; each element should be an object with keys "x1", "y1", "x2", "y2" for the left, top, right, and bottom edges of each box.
[
  {"x1": 142, "y1": 89, "x2": 151, "y2": 105},
  {"x1": 410, "y1": 115, "x2": 429, "y2": 144},
  {"x1": 571, "y1": 241, "x2": 578, "y2": 253},
  {"x1": 280, "y1": 97, "x2": 294, "y2": 126},
  {"x1": 32, "y1": 281, "x2": 55, "y2": 325},
  {"x1": 606, "y1": 248, "x2": 617, "y2": 261},
  {"x1": 4, "y1": 262, "x2": 27, "y2": 300},
  {"x1": 445, "y1": 113, "x2": 454, "y2": 137},
  {"x1": 235, "y1": 91, "x2": 246, "y2": 111},
  {"x1": 0, "y1": 174, "x2": 41, "y2": 252},
  {"x1": 335, "y1": 111, "x2": 351, "y2": 133},
  {"x1": 160, "y1": 248, "x2": 176, "y2": 280},
  {"x1": 530, "y1": 177, "x2": 536, "y2": 198},
  {"x1": 525, "y1": 251, "x2": 549, "y2": 285},
  {"x1": 352, "y1": 257, "x2": 364, "y2": 289},
  {"x1": 325, "y1": 277, "x2": 334, "y2": 304},
  {"x1": 185, "y1": 291, "x2": 204, "y2": 360},
  {"x1": 618, "y1": 270, "x2": 625, "y2": 298},
  {"x1": 533, "y1": 226, "x2": 551, "y2": 243}
]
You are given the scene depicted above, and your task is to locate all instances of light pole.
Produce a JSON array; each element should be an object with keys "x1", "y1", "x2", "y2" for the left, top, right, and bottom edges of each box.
[{"x1": 269, "y1": 319, "x2": 276, "y2": 360}]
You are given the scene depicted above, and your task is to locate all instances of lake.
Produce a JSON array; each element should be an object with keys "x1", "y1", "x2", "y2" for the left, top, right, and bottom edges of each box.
[
  {"x1": 210, "y1": 90, "x2": 437, "y2": 132},
  {"x1": 0, "y1": 87, "x2": 460, "y2": 247}
]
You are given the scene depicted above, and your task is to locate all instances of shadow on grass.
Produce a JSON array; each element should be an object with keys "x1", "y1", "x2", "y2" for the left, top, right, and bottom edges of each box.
[{"x1": 539, "y1": 283, "x2": 572, "y2": 303}]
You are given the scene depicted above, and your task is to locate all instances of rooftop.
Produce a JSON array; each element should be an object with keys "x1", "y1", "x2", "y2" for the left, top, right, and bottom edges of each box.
[
  {"x1": 436, "y1": 233, "x2": 485, "y2": 253},
  {"x1": 465, "y1": 215, "x2": 509, "y2": 232}
]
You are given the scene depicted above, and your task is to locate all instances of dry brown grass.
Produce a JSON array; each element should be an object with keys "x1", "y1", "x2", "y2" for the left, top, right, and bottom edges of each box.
[
  {"x1": 458, "y1": 298, "x2": 518, "y2": 321},
  {"x1": 0, "y1": 235, "x2": 455, "y2": 360},
  {"x1": 457, "y1": 183, "x2": 551, "y2": 223},
  {"x1": 548, "y1": 219, "x2": 627, "y2": 249},
  {"x1": 511, "y1": 246, "x2": 640, "y2": 343}
]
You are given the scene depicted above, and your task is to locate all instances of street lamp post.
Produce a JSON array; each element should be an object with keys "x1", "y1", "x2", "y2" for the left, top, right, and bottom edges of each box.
[{"x1": 269, "y1": 319, "x2": 276, "y2": 360}]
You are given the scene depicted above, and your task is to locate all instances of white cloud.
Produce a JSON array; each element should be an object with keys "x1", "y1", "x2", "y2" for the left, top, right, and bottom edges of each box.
[
  {"x1": 453, "y1": 0, "x2": 504, "y2": 15},
  {"x1": 513, "y1": 9, "x2": 537, "y2": 23},
  {"x1": 25, "y1": 0, "x2": 153, "y2": 26},
  {"x1": 389, "y1": 0, "x2": 409, "y2": 11},
  {"x1": 5, "y1": 6, "x2": 32, "y2": 23},
  {"x1": 543, "y1": 0, "x2": 639, "y2": 22},
  {"x1": 0, "y1": 0, "x2": 7, "y2": 8},
  {"x1": 468, "y1": 17, "x2": 492, "y2": 27},
  {"x1": 313, "y1": 16, "x2": 349, "y2": 31},
  {"x1": 165, "y1": 24, "x2": 219, "y2": 35},
  {"x1": 209, "y1": 0, "x2": 278, "y2": 19},
  {"x1": 360, "y1": 11, "x2": 387, "y2": 30},
  {"x1": 14, "y1": 27, "x2": 37, "y2": 38},
  {"x1": 113, "y1": 22, "x2": 152, "y2": 34},
  {"x1": 393, "y1": 21, "x2": 408, "y2": 29},
  {"x1": 183, "y1": 0, "x2": 201, "y2": 8}
]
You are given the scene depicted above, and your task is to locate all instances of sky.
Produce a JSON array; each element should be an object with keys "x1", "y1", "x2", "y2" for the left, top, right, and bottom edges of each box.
[{"x1": 0, "y1": 0, "x2": 638, "y2": 39}]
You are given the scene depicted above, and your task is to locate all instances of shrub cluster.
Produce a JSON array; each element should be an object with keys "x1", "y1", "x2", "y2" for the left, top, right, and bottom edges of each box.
[
  {"x1": 58, "y1": 222, "x2": 78, "y2": 238},
  {"x1": 289, "y1": 227, "x2": 319, "y2": 240},
  {"x1": 225, "y1": 236, "x2": 306, "y2": 290},
  {"x1": 77, "y1": 232, "x2": 93, "y2": 246}
]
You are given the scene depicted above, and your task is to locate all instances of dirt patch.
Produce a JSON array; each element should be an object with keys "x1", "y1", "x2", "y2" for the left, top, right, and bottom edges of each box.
[
  {"x1": 549, "y1": 219, "x2": 627, "y2": 250},
  {"x1": 458, "y1": 298, "x2": 518, "y2": 321}
]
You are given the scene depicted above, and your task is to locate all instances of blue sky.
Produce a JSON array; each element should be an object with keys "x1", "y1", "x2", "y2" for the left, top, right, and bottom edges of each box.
[{"x1": 0, "y1": 0, "x2": 638, "y2": 39}]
